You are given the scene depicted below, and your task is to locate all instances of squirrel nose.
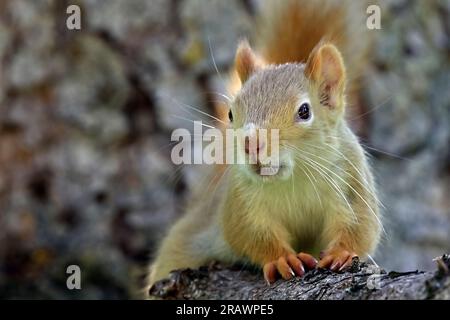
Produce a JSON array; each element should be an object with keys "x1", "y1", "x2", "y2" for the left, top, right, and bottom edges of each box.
[{"x1": 244, "y1": 136, "x2": 265, "y2": 155}]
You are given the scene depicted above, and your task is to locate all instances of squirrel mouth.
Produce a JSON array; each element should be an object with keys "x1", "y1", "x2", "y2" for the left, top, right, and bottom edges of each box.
[{"x1": 251, "y1": 162, "x2": 283, "y2": 176}]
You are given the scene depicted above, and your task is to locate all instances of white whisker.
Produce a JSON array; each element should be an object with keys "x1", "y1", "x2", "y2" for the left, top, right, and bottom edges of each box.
[
  {"x1": 287, "y1": 146, "x2": 358, "y2": 224},
  {"x1": 298, "y1": 161, "x2": 323, "y2": 210},
  {"x1": 295, "y1": 145, "x2": 384, "y2": 232},
  {"x1": 348, "y1": 96, "x2": 392, "y2": 121},
  {"x1": 299, "y1": 140, "x2": 382, "y2": 208},
  {"x1": 211, "y1": 91, "x2": 233, "y2": 102},
  {"x1": 177, "y1": 101, "x2": 227, "y2": 125},
  {"x1": 207, "y1": 36, "x2": 226, "y2": 89},
  {"x1": 170, "y1": 115, "x2": 216, "y2": 129}
]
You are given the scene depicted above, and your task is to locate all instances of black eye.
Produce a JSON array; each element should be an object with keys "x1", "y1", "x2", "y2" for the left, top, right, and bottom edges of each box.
[
  {"x1": 228, "y1": 110, "x2": 233, "y2": 122},
  {"x1": 297, "y1": 103, "x2": 311, "y2": 121}
]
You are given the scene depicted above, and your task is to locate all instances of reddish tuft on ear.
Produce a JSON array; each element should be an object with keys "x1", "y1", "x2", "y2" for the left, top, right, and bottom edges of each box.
[
  {"x1": 305, "y1": 43, "x2": 346, "y2": 109},
  {"x1": 234, "y1": 40, "x2": 264, "y2": 84}
]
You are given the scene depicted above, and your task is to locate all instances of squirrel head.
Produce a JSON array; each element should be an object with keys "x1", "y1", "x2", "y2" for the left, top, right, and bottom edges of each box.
[{"x1": 229, "y1": 40, "x2": 347, "y2": 182}]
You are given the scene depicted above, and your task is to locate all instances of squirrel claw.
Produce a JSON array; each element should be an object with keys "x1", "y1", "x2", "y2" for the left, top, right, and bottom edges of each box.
[
  {"x1": 263, "y1": 252, "x2": 317, "y2": 283},
  {"x1": 263, "y1": 261, "x2": 277, "y2": 284},
  {"x1": 318, "y1": 249, "x2": 357, "y2": 272},
  {"x1": 297, "y1": 252, "x2": 318, "y2": 269}
]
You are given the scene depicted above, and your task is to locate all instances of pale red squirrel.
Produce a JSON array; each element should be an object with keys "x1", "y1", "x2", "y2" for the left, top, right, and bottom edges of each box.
[{"x1": 147, "y1": 0, "x2": 382, "y2": 292}]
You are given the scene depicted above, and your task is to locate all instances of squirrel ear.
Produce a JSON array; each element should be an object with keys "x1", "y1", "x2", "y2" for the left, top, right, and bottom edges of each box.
[
  {"x1": 305, "y1": 43, "x2": 346, "y2": 109},
  {"x1": 234, "y1": 40, "x2": 264, "y2": 84}
]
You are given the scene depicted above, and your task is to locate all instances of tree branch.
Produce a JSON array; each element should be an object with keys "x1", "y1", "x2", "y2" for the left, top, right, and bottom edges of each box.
[{"x1": 149, "y1": 255, "x2": 450, "y2": 300}]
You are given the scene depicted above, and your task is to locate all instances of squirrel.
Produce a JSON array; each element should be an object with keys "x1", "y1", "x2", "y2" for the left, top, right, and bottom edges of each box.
[{"x1": 146, "y1": 0, "x2": 382, "y2": 291}]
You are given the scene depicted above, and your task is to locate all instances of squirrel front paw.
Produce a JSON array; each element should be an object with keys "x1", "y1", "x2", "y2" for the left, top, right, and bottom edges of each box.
[
  {"x1": 263, "y1": 252, "x2": 317, "y2": 284},
  {"x1": 318, "y1": 248, "x2": 358, "y2": 271}
]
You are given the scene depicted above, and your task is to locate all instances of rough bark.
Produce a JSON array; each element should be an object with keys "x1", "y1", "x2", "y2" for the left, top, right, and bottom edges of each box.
[{"x1": 149, "y1": 255, "x2": 450, "y2": 300}]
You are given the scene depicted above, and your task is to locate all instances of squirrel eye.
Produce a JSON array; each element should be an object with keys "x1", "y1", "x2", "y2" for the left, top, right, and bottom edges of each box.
[
  {"x1": 297, "y1": 103, "x2": 311, "y2": 121},
  {"x1": 228, "y1": 110, "x2": 233, "y2": 122}
]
